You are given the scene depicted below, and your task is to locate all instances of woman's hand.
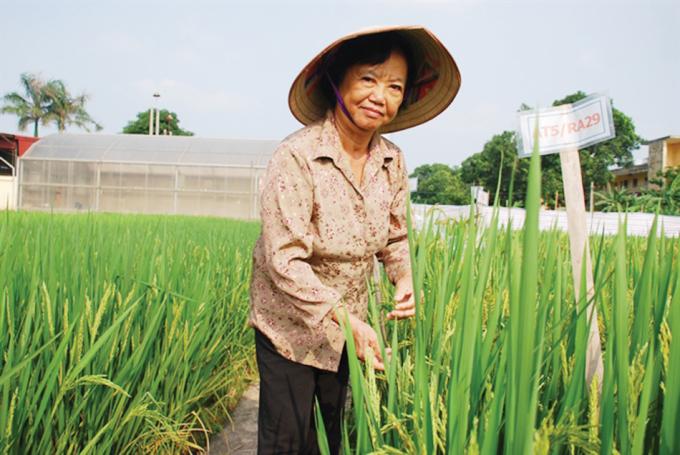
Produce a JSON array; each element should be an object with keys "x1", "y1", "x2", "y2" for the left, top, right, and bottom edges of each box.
[
  {"x1": 335, "y1": 312, "x2": 386, "y2": 370},
  {"x1": 386, "y1": 276, "x2": 415, "y2": 320}
]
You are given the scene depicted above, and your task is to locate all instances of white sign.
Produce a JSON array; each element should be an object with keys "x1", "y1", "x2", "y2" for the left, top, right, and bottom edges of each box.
[
  {"x1": 517, "y1": 93, "x2": 615, "y2": 157},
  {"x1": 409, "y1": 177, "x2": 418, "y2": 192},
  {"x1": 470, "y1": 186, "x2": 489, "y2": 206}
]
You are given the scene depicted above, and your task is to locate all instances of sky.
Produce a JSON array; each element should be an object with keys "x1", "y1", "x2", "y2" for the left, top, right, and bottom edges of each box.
[{"x1": 1, "y1": 0, "x2": 678, "y2": 170}]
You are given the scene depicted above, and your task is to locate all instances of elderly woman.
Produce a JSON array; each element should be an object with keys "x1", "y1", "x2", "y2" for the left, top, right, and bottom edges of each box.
[{"x1": 249, "y1": 26, "x2": 460, "y2": 454}]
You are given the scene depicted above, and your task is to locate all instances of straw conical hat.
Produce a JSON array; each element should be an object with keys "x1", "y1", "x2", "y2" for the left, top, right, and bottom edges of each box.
[{"x1": 288, "y1": 25, "x2": 461, "y2": 133}]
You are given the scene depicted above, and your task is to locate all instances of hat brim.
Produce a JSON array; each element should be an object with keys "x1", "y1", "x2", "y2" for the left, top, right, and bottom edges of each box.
[{"x1": 288, "y1": 25, "x2": 461, "y2": 134}]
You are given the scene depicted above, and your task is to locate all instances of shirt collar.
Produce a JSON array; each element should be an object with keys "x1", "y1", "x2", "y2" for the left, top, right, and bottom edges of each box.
[{"x1": 313, "y1": 110, "x2": 396, "y2": 165}]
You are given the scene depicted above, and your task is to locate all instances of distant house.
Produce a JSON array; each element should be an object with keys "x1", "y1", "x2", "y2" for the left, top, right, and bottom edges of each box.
[
  {"x1": 0, "y1": 133, "x2": 40, "y2": 209},
  {"x1": 612, "y1": 163, "x2": 648, "y2": 193},
  {"x1": 0, "y1": 133, "x2": 40, "y2": 176},
  {"x1": 611, "y1": 135, "x2": 680, "y2": 192}
]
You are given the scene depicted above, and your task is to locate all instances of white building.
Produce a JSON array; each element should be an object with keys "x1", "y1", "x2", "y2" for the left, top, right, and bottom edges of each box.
[{"x1": 19, "y1": 133, "x2": 277, "y2": 219}]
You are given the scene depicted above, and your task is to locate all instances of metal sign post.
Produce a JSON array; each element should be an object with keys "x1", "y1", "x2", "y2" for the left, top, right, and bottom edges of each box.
[{"x1": 517, "y1": 93, "x2": 616, "y2": 386}]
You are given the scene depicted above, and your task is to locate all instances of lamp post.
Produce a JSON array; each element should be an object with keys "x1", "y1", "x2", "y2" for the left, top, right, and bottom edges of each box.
[
  {"x1": 149, "y1": 92, "x2": 160, "y2": 135},
  {"x1": 154, "y1": 93, "x2": 160, "y2": 135}
]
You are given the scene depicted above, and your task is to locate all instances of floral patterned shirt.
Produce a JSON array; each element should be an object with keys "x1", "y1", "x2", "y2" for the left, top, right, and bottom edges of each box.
[{"x1": 249, "y1": 111, "x2": 412, "y2": 372}]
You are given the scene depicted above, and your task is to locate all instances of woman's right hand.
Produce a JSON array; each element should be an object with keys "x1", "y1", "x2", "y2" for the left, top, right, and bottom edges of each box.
[{"x1": 334, "y1": 311, "x2": 385, "y2": 370}]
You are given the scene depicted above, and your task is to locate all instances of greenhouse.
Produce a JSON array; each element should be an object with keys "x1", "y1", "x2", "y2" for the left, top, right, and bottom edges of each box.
[{"x1": 18, "y1": 133, "x2": 278, "y2": 219}]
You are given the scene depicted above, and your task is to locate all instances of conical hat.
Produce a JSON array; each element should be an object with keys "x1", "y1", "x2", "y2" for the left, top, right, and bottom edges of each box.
[{"x1": 288, "y1": 25, "x2": 461, "y2": 133}]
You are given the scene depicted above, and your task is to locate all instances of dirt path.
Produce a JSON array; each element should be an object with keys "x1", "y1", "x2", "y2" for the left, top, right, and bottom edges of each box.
[{"x1": 209, "y1": 382, "x2": 259, "y2": 454}]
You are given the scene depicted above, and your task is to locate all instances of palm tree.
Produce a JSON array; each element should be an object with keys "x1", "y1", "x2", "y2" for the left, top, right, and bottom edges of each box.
[
  {"x1": 0, "y1": 73, "x2": 52, "y2": 137},
  {"x1": 44, "y1": 80, "x2": 102, "y2": 132}
]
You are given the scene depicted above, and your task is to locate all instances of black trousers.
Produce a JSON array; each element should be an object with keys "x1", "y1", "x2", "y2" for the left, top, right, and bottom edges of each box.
[{"x1": 255, "y1": 329, "x2": 349, "y2": 455}]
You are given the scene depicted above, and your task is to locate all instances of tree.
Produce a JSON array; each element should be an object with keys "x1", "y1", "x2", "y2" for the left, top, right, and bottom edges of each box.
[
  {"x1": 551, "y1": 91, "x2": 641, "y2": 189},
  {"x1": 460, "y1": 91, "x2": 643, "y2": 207},
  {"x1": 44, "y1": 80, "x2": 102, "y2": 132},
  {"x1": 594, "y1": 168, "x2": 679, "y2": 215},
  {"x1": 459, "y1": 131, "x2": 529, "y2": 206},
  {"x1": 122, "y1": 109, "x2": 193, "y2": 136},
  {"x1": 1, "y1": 73, "x2": 102, "y2": 136},
  {"x1": 1, "y1": 73, "x2": 53, "y2": 136},
  {"x1": 636, "y1": 167, "x2": 680, "y2": 215},
  {"x1": 410, "y1": 164, "x2": 470, "y2": 205}
]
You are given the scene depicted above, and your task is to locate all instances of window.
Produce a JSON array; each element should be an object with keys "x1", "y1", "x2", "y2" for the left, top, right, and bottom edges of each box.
[{"x1": 0, "y1": 150, "x2": 16, "y2": 176}]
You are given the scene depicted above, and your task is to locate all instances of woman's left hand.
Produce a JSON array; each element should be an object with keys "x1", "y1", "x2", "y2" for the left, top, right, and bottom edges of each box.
[{"x1": 386, "y1": 276, "x2": 415, "y2": 320}]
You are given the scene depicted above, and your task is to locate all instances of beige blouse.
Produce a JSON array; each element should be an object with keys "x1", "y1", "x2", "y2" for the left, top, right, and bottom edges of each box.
[{"x1": 249, "y1": 111, "x2": 411, "y2": 372}]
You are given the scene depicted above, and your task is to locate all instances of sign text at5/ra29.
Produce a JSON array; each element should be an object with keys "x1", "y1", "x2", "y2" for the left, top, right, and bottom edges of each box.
[{"x1": 517, "y1": 93, "x2": 615, "y2": 157}]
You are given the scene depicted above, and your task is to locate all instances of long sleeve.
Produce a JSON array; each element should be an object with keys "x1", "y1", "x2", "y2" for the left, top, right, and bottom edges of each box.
[
  {"x1": 259, "y1": 144, "x2": 342, "y2": 327},
  {"x1": 249, "y1": 114, "x2": 410, "y2": 371},
  {"x1": 376, "y1": 155, "x2": 412, "y2": 284}
]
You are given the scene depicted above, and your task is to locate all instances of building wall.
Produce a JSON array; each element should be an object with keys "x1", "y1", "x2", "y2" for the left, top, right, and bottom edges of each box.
[
  {"x1": 18, "y1": 159, "x2": 266, "y2": 220},
  {"x1": 648, "y1": 140, "x2": 665, "y2": 186},
  {"x1": 0, "y1": 176, "x2": 17, "y2": 209},
  {"x1": 609, "y1": 137, "x2": 678, "y2": 192},
  {"x1": 666, "y1": 142, "x2": 680, "y2": 168},
  {"x1": 614, "y1": 170, "x2": 648, "y2": 193}
]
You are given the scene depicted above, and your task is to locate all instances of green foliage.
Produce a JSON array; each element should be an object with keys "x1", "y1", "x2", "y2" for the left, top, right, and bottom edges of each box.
[
  {"x1": 43, "y1": 80, "x2": 102, "y2": 133},
  {"x1": 642, "y1": 167, "x2": 680, "y2": 215},
  {"x1": 320, "y1": 156, "x2": 680, "y2": 453},
  {"x1": 1, "y1": 73, "x2": 53, "y2": 137},
  {"x1": 595, "y1": 186, "x2": 633, "y2": 213},
  {"x1": 0, "y1": 212, "x2": 258, "y2": 453},
  {"x1": 409, "y1": 163, "x2": 470, "y2": 205},
  {"x1": 460, "y1": 91, "x2": 643, "y2": 207},
  {"x1": 1, "y1": 73, "x2": 101, "y2": 136},
  {"x1": 122, "y1": 109, "x2": 194, "y2": 136},
  {"x1": 596, "y1": 167, "x2": 680, "y2": 215},
  {"x1": 553, "y1": 91, "x2": 641, "y2": 188},
  {"x1": 459, "y1": 130, "x2": 528, "y2": 205}
]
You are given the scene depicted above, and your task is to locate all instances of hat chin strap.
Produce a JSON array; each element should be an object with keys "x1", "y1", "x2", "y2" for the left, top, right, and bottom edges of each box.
[{"x1": 326, "y1": 73, "x2": 358, "y2": 128}]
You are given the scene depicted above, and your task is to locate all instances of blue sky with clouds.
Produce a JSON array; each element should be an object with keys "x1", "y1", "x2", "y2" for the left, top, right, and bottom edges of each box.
[{"x1": 1, "y1": 0, "x2": 678, "y2": 169}]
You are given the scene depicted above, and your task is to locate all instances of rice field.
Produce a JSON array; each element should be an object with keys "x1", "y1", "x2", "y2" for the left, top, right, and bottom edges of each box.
[
  {"x1": 0, "y1": 212, "x2": 259, "y2": 453},
  {"x1": 323, "y1": 148, "x2": 680, "y2": 454},
  {"x1": 1, "y1": 146, "x2": 679, "y2": 454}
]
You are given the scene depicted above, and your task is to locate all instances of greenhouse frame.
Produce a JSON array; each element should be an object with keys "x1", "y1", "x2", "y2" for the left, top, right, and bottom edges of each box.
[{"x1": 18, "y1": 134, "x2": 278, "y2": 219}]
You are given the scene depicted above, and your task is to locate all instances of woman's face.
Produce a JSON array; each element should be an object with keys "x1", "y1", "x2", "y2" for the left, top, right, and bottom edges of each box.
[{"x1": 336, "y1": 50, "x2": 408, "y2": 132}]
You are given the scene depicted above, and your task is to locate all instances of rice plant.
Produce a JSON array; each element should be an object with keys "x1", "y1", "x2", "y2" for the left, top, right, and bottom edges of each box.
[
  {"x1": 0, "y1": 212, "x2": 259, "y2": 453},
  {"x1": 327, "y1": 144, "x2": 680, "y2": 453}
]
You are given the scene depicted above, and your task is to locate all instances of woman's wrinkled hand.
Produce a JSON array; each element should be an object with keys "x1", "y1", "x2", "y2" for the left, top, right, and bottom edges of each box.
[
  {"x1": 386, "y1": 276, "x2": 415, "y2": 320},
  {"x1": 343, "y1": 313, "x2": 386, "y2": 370}
]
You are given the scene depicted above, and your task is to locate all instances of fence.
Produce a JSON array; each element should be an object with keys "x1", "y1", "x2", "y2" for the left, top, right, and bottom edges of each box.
[{"x1": 412, "y1": 204, "x2": 680, "y2": 237}]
